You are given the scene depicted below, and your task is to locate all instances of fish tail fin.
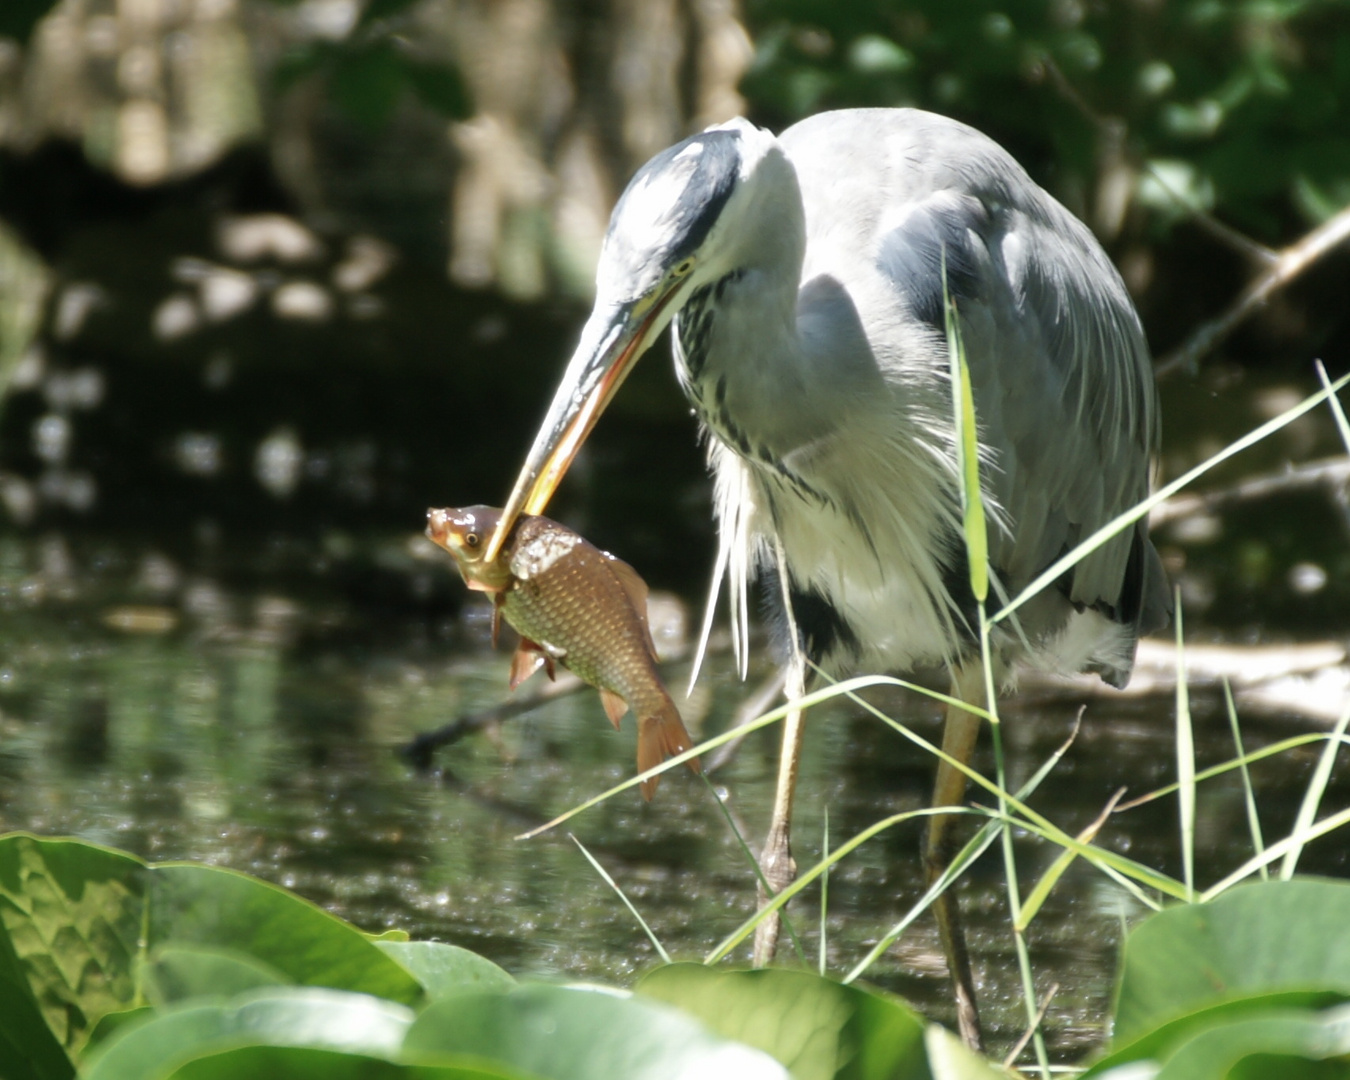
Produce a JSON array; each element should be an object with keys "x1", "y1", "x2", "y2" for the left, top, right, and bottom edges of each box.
[{"x1": 636, "y1": 696, "x2": 701, "y2": 801}]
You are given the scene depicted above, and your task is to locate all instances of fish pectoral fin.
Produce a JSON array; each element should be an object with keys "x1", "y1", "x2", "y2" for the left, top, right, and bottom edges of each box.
[
  {"x1": 508, "y1": 642, "x2": 547, "y2": 690},
  {"x1": 490, "y1": 594, "x2": 505, "y2": 648},
  {"x1": 599, "y1": 688, "x2": 629, "y2": 729},
  {"x1": 635, "y1": 698, "x2": 700, "y2": 801}
]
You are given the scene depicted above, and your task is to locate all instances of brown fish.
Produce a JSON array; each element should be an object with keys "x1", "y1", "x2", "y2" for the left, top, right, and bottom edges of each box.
[{"x1": 426, "y1": 505, "x2": 699, "y2": 798}]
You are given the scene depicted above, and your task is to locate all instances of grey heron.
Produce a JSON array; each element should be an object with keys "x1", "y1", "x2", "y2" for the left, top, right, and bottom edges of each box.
[{"x1": 488, "y1": 108, "x2": 1170, "y2": 1049}]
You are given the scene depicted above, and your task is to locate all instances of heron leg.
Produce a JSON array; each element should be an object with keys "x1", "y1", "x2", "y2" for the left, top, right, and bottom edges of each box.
[
  {"x1": 924, "y1": 664, "x2": 986, "y2": 1052},
  {"x1": 752, "y1": 657, "x2": 806, "y2": 966}
]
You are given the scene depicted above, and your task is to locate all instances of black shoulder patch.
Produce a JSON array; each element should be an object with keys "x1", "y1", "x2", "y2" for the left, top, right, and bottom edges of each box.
[{"x1": 876, "y1": 196, "x2": 989, "y2": 331}]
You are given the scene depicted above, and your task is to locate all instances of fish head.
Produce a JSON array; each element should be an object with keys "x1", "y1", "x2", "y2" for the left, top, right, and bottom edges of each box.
[{"x1": 426, "y1": 505, "x2": 514, "y2": 592}]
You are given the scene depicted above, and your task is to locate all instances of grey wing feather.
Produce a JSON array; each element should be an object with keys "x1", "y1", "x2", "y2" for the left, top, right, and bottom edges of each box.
[
  {"x1": 784, "y1": 109, "x2": 1169, "y2": 652},
  {"x1": 912, "y1": 131, "x2": 1169, "y2": 640}
]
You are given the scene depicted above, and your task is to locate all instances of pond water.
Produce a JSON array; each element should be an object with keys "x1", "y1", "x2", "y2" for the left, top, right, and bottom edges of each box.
[{"x1": 0, "y1": 514, "x2": 1346, "y2": 1066}]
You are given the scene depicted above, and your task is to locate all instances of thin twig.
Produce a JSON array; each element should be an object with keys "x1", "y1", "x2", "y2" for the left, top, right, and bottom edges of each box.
[
  {"x1": 1039, "y1": 55, "x2": 1273, "y2": 262},
  {"x1": 1157, "y1": 202, "x2": 1350, "y2": 377},
  {"x1": 1002, "y1": 983, "x2": 1060, "y2": 1071}
]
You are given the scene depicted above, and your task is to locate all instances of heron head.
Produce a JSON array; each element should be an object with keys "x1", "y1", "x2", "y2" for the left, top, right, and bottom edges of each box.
[{"x1": 486, "y1": 118, "x2": 783, "y2": 560}]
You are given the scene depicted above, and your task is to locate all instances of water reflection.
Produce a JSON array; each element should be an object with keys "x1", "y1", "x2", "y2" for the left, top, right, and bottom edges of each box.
[{"x1": 0, "y1": 529, "x2": 1346, "y2": 1064}]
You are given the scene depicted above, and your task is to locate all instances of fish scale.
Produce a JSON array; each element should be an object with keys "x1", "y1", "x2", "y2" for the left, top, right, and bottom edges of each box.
[{"x1": 426, "y1": 506, "x2": 700, "y2": 798}]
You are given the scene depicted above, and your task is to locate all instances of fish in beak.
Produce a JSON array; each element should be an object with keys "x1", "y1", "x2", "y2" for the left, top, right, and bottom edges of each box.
[{"x1": 486, "y1": 282, "x2": 685, "y2": 563}]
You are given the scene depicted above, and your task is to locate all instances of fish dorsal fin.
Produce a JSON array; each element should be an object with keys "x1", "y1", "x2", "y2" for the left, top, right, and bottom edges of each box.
[
  {"x1": 599, "y1": 687, "x2": 629, "y2": 729},
  {"x1": 603, "y1": 553, "x2": 659, "y2": 656}
]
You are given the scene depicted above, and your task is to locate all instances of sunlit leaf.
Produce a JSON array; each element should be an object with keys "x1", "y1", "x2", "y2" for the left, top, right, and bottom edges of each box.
[
  {"x1": 0, "y1": 892, "x2": 73, "y2": 1080},
  {"x1": 375, "y1": 941, "x2": 515, "y2": 999},
  {"x1": 1096, "y1": 1003, "x2": 1350, "y2": 1079},
  {"x1": 403, "y1": 983, "x2": 789, "y2": 1080},
  {"x1": 637, "y1": 964, "x2": 928, "y2": 1080},
  {"x1": 0, "y1": 834, "x2": 145, "y2": 1053},
  {"x1": 171, "y1": 1046, "x2": 527, "y2": 1079},
  {"x1": 142, "y1": 946, "x2": 288, "y2": 1007},
  {"x1": 80, "y1": 987, "x2": 415, "y2": 1080},
  {"x1": 0, "y1": 834, "x2": 423, "y2": 1059},
  {"x1": 1112, "y1": 879, "x2": 1350, "y2": 1046},
  {"x1": 147, "y1": 862, "x2": 423, "y2": 1005}
]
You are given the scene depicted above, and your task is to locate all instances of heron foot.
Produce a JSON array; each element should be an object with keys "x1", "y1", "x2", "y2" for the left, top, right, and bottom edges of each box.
[
  {"x1": 923, "y1": 842, "x2": 985, "y2": 1052},
  {"x1": 752, "y1": 818, "x2": 795, "y2": 966}
]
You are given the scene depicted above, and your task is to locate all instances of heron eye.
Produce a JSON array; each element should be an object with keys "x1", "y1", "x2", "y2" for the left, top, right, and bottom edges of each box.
[
  {"x1": 464, "y1": 533, "x2": 479, "y2": 548},
  {"x1": 673, "y1": 258, "x2": 695, "y2": 277}
]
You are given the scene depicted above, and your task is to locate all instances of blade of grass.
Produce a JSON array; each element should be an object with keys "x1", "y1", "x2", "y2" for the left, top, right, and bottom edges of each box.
[
  {"x1": 1223, "y1": 678, "x2": 1267, "y2": 881},
  {"x1": 993, "y1": 371, "x2": 1350, "y2": 626},
  {"x1": 821, "y1": 672, "x2": 1191, "y2": 900},
  {"x1": 1116, "y1": 732, "x2": 1329, "y2": 810},
  {"x1": 515, "y1": 674, "x2": 953, "y2": 839},
  {"x1": 984, "y1": 610, "x2": 1050, "y2": 1078},
  {"x1": 1279, "y1": 702, "x2": 1350, "y2": 880},
  {"x1": 571, "y1": 834, "x2": 671, "y2": 964},
  {"x1": 708, "y1": 805, "x2": 985, "y2": 964},
  {"x1": 847, "y1": 710, "x2": 1104, "y2": 980},
  {"x1": 1174, "y1": 590, "x2": 1197, "y2": 900},
  {"x1": 1317, "y1": 361, "x2": 1350, "y2": 451},
  {"x1": 1017, "y1": 788, "x2": 1126, "y2": 932},
  {"x1": 948, "y1": 275, "x2": 1047, "y2": 1074},
  {"x1": 819, "y1": 807, "x2": 829, "y2": 977},
  {"x1": 699, "y1": 774, "x2": 809, "y2": 966},
  {"x1": 1205, "y1": 803, "x2": 1350, "y2": 898}
]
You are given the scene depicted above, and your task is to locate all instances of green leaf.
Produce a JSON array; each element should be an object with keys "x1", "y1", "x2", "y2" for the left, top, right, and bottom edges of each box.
[
  {"x1": 0, "y1": 884, "x2": 74, "y2": 1080},
  {"x1": 142, "y1": 946, "x2": 288, "y2": 1006},
  {"x1": 404, "y1": 60, "x2": 473, "y2": 120},
  {"x1": 0, "y1": 834, "x2": 423, "y2": 1058},
  {"x1": 358, "y1": 0, "x2": 423, "y2": 26},
  {"x1": 1112, "y1": 879, "x2": 1350, "y2": 1045},
  {"x1": 922, "y1": 1025, "x2": 1006, "y2": 1080},
  {"x1": 402, "y1": 983, "x2": 789, "y2": 1080},
  {"x1": 375, "y1": 941, "x2": 515, "y2": 999},
  {"x1": 1152, "y1": 1004, "x2": 1350, "y2": 1079},
  {"x1": 0, "y1": 834, "x2": 147, "y2": 1054},
  {"x1": 1086, "y1": 993, "x2": 1347, "y2": 1076},
  {"x1": 170, "y1": 1046, "x2": 530, "y2": 1079},
  {"x1": 0, "y1": 0, "x2": 61, "y2": 45},
  {"x1": 636, "y1": 965, "x2": 927, "y2": 1080},
  {"x1": 330, "y1": 44, "x2": 407, "y2": 129},
  {"x1": 147, "y1": 863, "x2": 423, "y2": 1006},
  {"x1": 81, "y1": 988, "x2": 415, "y2": 1080}
]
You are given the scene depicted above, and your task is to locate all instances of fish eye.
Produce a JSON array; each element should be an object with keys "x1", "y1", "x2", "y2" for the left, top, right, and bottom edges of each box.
[{"x1": 464, "y1": 532, "x2": 479, "y2": 548}]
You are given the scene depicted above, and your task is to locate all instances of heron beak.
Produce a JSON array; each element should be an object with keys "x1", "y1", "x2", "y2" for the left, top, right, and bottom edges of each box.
[{"x1": 486, "y1": 286, "x2": 679, "y2": 562}]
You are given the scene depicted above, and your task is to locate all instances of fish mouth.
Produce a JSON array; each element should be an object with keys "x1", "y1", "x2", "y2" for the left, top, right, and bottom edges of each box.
[{"x1": 485, "y1": 283, "x2": 682, "y2": 562}]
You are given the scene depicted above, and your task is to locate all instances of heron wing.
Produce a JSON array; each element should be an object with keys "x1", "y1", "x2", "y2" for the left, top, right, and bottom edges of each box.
[{"x1": 781, "y1": 109, "x2": 1169, "y2": 652}]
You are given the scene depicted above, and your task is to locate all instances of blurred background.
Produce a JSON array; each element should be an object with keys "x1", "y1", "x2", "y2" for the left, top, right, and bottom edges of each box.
[{"x1": 1, "y1": 0, "x2": 1349, "y2": 1057}]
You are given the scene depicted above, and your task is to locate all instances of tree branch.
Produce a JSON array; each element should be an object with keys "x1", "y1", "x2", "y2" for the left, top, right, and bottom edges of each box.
[{"x1": 1156, "y1": 203, "x2": 1350, "y2": 377}]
